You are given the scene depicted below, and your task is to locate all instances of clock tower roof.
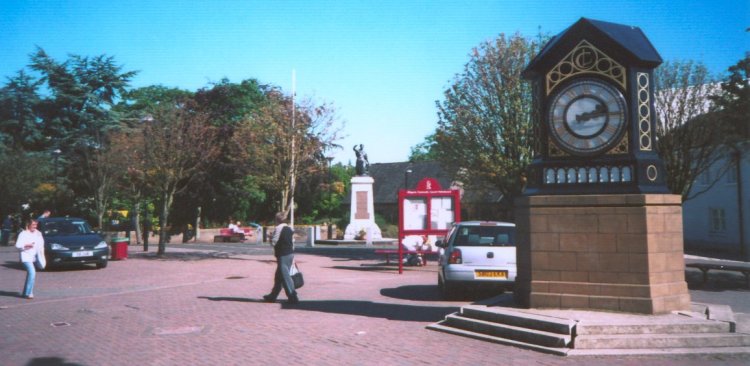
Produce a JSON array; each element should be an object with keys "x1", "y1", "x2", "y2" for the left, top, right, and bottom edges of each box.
[{"x1": 523, "y1": 17, "x2": 662, "y2": 79}]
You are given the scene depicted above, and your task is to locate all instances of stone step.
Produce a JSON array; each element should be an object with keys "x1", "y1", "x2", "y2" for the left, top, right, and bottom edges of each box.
[
  {"x1": 460, "y1": 305, "x2": 575, "y2": 335},
  {"x1": 428, "y1": 303, "x2": 750, "y2": 356},
  {"x1": 426, "y1": 323, "x2": 569, "y2": 356},
  {"x1": 574, "y1": 332, "x2": 750, "y2": 349},
  {"x1": 442, "y1": 313, "x2": 572, "y2": 348},
  {"x1": 567, "y1": 346, "x2": 750, "y2": 356},
  {"x1": 576, "y1": 320, "x2": 730, "y2": 335}
]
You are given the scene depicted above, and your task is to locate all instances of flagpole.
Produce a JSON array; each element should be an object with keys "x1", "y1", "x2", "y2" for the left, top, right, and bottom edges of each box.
[{"x1": 290, "y1": 69, "x2": 296, "y2": 228}]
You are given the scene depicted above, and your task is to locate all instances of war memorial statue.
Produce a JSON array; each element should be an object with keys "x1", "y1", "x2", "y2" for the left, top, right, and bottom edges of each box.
[
  {"x1": 353, "y1": 144, "x2": 369, "y2": 176},
  {"x1": 344, "y1": 143, "x2": 381, "y2": 241}
]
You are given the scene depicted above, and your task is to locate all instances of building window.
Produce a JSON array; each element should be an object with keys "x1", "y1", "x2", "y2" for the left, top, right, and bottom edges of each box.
[{"x1": 709, "y1": 207, "x2": 726, "y2": 233}]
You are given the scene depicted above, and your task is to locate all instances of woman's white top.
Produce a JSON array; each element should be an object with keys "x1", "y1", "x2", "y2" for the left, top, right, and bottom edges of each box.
[{"x1": 15, "y1": 229, "x2": 45, "y2": 263}]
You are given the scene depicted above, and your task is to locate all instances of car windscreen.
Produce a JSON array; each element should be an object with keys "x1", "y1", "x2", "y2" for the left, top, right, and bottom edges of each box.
[
  {"x1": 40, "y1": 220, "x2": 94, "y2": 236},
  {"x1": 452, "y1": 226, "x2": 515, "y2": 247}
]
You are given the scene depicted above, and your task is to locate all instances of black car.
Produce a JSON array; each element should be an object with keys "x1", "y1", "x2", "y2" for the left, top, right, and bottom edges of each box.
[{"x1": 39, "y1": 217, "x2": 109, "y2": 269}]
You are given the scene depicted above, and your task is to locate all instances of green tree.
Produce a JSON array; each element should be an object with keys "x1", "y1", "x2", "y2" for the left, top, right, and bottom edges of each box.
[
  {"x1": 235, "y1": 90, "x2": 342, "y2": 219},
  {"x1": 434, "y1": 33, "x2": 540, "y2": 203},
  {"x1": 193, "y1": 78, "x2": 268, "y2": 126},
  {"x1": 192, "y1": 79, "x2": 269, "y2": 223},
  {"x1": 654, "y1": 60, "x2": 723, "y2": 200},
  {"x1": 115, "y1": 86, "x2": 193, "y2": 242},
  {"x1": 29, "y1": 48, "x2": 137, "y2": 221},
  {"x1": 0, "y1": 150, "x2": 52, "y2": 215},
  {"x1": 408, "y1": 133, "x2": 440, "y2": 162},
  {"x1": 710, "y1": 53, "x2": 750, "y2": 142},
  {"x1": 141, "y1": 103, "x2": 220, "y2": 254},
  {"x1": 116, "y1": 85, "x2": 193, "y2": 125},
  {"x1": 0, "y1": 70, "x2": 43, "y2": 151}
]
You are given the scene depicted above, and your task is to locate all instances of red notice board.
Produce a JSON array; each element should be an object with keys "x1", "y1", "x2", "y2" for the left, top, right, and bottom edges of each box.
[{"x1": 397, "y1": 177, "x2": 461, "y2": 273}]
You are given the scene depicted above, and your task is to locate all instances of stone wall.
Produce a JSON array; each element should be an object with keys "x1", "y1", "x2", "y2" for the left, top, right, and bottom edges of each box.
[{"x1": 515, "y1": 194, "x2": 691, "y2": 314}]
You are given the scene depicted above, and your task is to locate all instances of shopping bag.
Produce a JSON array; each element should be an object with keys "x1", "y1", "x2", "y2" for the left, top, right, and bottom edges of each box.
[{"x1": 290, "y1": 262, "x2": 304, "y2": 289}]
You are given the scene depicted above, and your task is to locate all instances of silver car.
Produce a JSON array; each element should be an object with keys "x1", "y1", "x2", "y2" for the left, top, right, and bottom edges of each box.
[{"x1": 436, "y1": 221, "x2": 516, "y2": 299}]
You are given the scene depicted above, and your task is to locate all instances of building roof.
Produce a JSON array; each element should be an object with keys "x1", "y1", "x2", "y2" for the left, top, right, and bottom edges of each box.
[
  {"x1": 344, "y1": 161, "x2": 504, "y2": 205},
  {"x1": 524, "y1": 17, "x2": 662, "y2": 79},
  {"x1": 369, "y1": 161, "x2": 452, "y2": 204}
]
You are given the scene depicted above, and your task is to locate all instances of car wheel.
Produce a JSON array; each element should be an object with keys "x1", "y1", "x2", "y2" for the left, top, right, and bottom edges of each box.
[
  {"x1": 439, "y1": 274, "x2": 461, "y2": 300},
  {"x1": 96, "y1": 260, "x2": 108, "y2": 269}
]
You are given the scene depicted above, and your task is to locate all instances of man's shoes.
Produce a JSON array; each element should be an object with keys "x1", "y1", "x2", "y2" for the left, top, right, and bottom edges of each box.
[
  {"x1": 288, "y1": 294, "x2": 299, "y2": 305},
  {"x1": 262, "y1": 294, "x2": 276, "y2": 303}
]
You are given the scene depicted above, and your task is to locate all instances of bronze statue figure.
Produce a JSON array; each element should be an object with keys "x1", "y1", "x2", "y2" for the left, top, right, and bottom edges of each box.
[{"x1": 353, "y1": 144, "x2": 369, "y2": 176}]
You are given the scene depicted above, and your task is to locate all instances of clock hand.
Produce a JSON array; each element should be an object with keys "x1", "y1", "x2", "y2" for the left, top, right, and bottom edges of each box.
[{"x1": 575, "y1": 103, "x2": 607, "y2": 123}]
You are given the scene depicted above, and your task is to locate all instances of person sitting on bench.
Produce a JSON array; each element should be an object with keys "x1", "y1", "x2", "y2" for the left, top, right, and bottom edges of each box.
[
  {"x1": 228, "y1": 221, "x2": 246, "y2": 240},
  {"x1": 402, "y1": 235, "x2": 425, "y2": 266}
]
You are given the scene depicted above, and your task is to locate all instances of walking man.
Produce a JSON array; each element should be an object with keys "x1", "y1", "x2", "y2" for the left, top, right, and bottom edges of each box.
[{"x1": 263, "y1": 212, "x2": 299, "y2": 304}]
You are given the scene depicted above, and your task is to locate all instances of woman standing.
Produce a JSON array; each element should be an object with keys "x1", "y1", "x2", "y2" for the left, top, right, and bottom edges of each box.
[{"x1": 15, "y1": 219, "x2": 45, "y2": 299}]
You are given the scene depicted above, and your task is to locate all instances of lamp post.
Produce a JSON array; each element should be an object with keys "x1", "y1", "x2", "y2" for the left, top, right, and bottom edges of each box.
[
  {"x1": 52, "y1": 149, "x2": 61, "y2": 208},
  {"x1": 404, "y1": 168, "x2": 412, "y2": 190},
  {"x1": 326, "y1": 156, "x2": 334, "y2": 239}
]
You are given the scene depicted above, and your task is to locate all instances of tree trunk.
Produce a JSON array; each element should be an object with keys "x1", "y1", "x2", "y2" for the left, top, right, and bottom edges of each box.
[
  {"x1": 97, "y1": 211, "x2": 104, "y2": 231},
  {"x1": 195, "y1": 206, "x2": 201, "y2": 243},
  {"x1": 158, "y1": 192, "x2": 170, "y2": 255},
  {"x1": 133, "y1": 201, "x2": 142, "y2": 245}
]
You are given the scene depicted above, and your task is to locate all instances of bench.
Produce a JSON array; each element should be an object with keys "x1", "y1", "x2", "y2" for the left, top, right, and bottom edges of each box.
[
  {"x1": 685, "y1": 260, "x2": 750, "y2": 288},
  {"x1": 213, "y1": 228, "x2": 257, "y2": 243},
  {"x1": 374, "y1": 249, "x2": 438, "y2": 266}
]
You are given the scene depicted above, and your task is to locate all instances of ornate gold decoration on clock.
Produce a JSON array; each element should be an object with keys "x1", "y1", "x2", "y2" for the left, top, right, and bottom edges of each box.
[
  {"x1": 546, "y1": 40, "x2": 626, "y2": 95},
  {"x1": 606, "y1": 132, "x2": 629, "y2": 155},
  {"x1": 646, "y1": 165, "x2": 658, "y2": 181},
  {"x1": 548, "y1": 137, "x2": 568, "y2": 157},
  {"x1": 637, "y1": 72, "x2": 653, "y2": 151}
]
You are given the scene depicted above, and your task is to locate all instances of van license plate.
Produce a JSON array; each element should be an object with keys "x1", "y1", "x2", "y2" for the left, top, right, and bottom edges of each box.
[
  {"x1": 474, "y1": 270, "x2": 507, "y2": 279},
  {"x1": 72, "y1": 251, "x2": 93, "y2": 257}
]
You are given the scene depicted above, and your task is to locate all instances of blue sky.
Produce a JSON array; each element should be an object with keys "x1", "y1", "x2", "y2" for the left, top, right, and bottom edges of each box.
[{"x1": 1, "y1": 0, "x2": 747, "y2": 164}]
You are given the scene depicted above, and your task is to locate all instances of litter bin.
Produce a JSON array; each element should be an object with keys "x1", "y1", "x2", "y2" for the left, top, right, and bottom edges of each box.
[{"x1": 111, "y1": 237, "x2": 128, "y2": 260}]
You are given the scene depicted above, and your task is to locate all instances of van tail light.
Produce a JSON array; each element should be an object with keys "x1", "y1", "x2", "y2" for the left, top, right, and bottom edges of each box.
[{"x1": 449, "y1": 248, "x2": 462, "y2": 264}]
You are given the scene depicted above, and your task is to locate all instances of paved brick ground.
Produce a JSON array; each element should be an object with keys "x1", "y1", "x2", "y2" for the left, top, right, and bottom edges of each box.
[{"x1": 1, "y1": 243, "x2": 748, "y2": 366}]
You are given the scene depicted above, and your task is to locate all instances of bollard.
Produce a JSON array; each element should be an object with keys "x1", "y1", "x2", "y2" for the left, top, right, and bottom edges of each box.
[
  {"x1": 365, "y1": 227, "x2": 373, "y2": 247},
  {"x1": 305, "y1": 227, "x2": 315, "y2": 247}
]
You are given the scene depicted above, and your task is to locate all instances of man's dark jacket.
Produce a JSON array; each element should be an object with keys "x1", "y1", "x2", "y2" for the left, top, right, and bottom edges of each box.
[{"x1": 274, "y1": 225, "x2": 294, "y2": 257}]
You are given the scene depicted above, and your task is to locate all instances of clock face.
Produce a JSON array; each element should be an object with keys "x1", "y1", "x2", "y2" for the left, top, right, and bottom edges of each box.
[{"x1": 548, "y1": 79, "x2": 627, "y2": 156}]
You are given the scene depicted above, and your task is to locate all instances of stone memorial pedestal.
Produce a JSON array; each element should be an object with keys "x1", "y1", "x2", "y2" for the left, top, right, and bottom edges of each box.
[
  {"x1": 344, "y1": 176, "x2": 382, "y2": 241},
  {"x1": 514, "y1": 194, "x2": 691, "y2": 314}
]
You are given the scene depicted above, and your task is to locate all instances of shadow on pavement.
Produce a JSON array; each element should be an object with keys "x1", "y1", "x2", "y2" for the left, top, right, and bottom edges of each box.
[
  {"x1": 328, "y1": 264, "x2": 433, "y2": 274},
  {"x1": 25, "y1": 356, "x2": 84, "y2": 366},
  {"x1": 327, "y1": 265, "x2": 405, "y2": 273},
  {"x1": 380, "y1": 285, "x2": 442, "y2": 301},
  {"x1": 133, "y1": 252, "x2": 253, "y2": 262},
  {"x1": 0, "y1": 290, "x2": 24, "y2": 299},
  {"x1": 280, "y1": 300, "x2": 458, "y2": 322},
  {"x1": 1, "y1": 260, "x2": 24, "y2": 270},
  {"x1": 685, "y1": 270, "x2": 750, "y2": 292},
  {"x1": 380, "y1": 285, "x2": 512, "y2": 303},
  {"x1": 196, "y1": 295, "x2": 458, "y2": 322},
  {"x1": 197, "y1": 296, "x2": 266, "y2": 303},
  {"x1": 295, "y1": 247, "x2": 386, "y2": 261},
  {"x1": 26, "y1": 357, "x2": 83, "y2": 366}
]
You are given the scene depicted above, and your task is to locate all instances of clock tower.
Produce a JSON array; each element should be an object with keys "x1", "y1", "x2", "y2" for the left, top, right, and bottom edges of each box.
[
  {"x1": 522, "y1": 18, "x2": 669, "y2": 195},
  {"x1": 515, "y1": 18, "x2": 690, "y2": 314}
]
